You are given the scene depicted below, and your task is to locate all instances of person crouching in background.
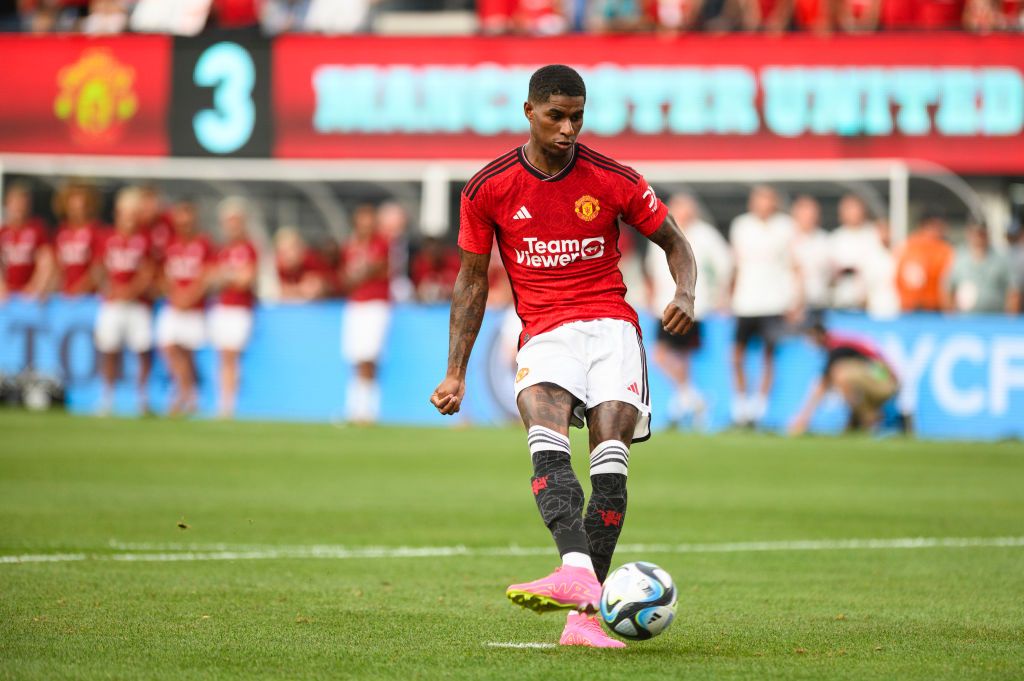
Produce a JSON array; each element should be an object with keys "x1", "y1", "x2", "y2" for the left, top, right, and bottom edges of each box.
[
  {"x1": 53, "y1": 181, "x2": 106, "y2": 298},
  {"x1": 156, "y1": 199, "x2": 215, "y2": 415},
  {"x1": 338, "y1": 203, "x2": 391, "y2": 425},
  {"x1": 209, "y1": 197, "x2": 258, "y2": 419},
  {"x1": 789, "y1": 323, "x2": 902, "y2": 435},
  {"x1": 93, "y1": 188, "x2": 155, "y2": 415}
]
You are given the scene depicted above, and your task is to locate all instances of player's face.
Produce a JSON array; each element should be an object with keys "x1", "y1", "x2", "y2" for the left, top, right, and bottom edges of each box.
[
  {"x1": 222, "y1": 213, "x2": 246, "y2": 241},
  {"x1": 115, "y1": 199, "x2": 139, "y2": 234},
  {"x1": 839, "y1": 196, "x2": 866, "y2": 226},
  {"x1": 526, "y1": 95, "x2": 585, "y2": 157},
  {"x1": 4, "y1": 189, "x2": 29, "y2": 224},
  {"x1": 172, "y1": 204, "x2": 197, "y2": 236}
]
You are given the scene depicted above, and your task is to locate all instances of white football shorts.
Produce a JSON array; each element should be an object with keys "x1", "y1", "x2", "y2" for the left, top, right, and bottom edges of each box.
[
  {"x1": 514, "y1": 318, "x2": 651, "y2": 442},
  {"x1": 208, "y1": 304, "x2": 253, "y2": 352},
  {"x1": 156, "y1": 307, "x2": 207, "y2": 350},
  {"x1": 341, "y1": 300, "x2": 391, "y2": 364},
  {"x1": 94, "y1": 301, "x2": 153, "y2": 354}
]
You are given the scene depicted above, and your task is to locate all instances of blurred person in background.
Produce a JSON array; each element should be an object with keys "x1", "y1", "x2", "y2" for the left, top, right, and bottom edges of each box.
[
  {"x1": 81, "y1": 0, "x2": 127, "y2": 34},
  {"x1": 593, "y1": 0, "x2": 652, "y2": 31},
  {"x1": 209, "y1": 197, "x2": 258, "y2": 419},
  {"x1": 729, "y1": 185, "x2": 801, "y2": 428},
  {"x1": 411, "y1": 236, "x2": 460, "y2": 304},
  {"x1": 274, "y1": 227, "x2": 329, "y2": 301},
  {"x1": 0, "y1": 183, "x2": 53, "y2": 302},
  {"x1": 646, "y1": 193, "x2": 731, "y2": 428},
  {"x1": 829, "y1": 194, "x2": 884, "y2": 310},
  {"x1": 377, "y1": 201, "x2": 413, "y2": 302},
  {"x1": 944, "y1": 222, "x2": 1019, "y2": 314},
  {"x1": 138, "y1": 184, "x2": 173, "y2": 264},
  {"x1": 304, "y1": 0, "x2": 372, "y2": 33},
  {"x1": 338, "y1": 203, "x2": 390, "y2": 425},
  {"x1": 0, "y1": 0, "x2": 24, "y2": 30},
  {"x1": 742, "y1": 0, "x2": 795, "y2": 32},
  {"x1": 863, "y1": 217, "x2": 900, "y2": 317},
  {"x1": 653, "y1": 0, "x2": 705, "y2": 32},
  {"x1": 53, "y1": 181, "x2": 105, "y2": 297},
  {"x1": 1010, "y1": 222, "x2": 1024, "y2": 313},
  {"x1": 260, "y1": 0, "x2": 310, "y2": 34},
  {"x1": 157, "y1": 199, "x2": 215, "y2": 416},
  {"x1": 210, "y1": 0, "x2": 258, "y2": 30},
  {"x1": 790, "y1": 195, "x2": 831, "y2": 325},
  {"x1": 513, "y1": 0, "x2": 568, "y2": 34},
  {"x1": 838, "y1": 0, "x2": 881, "y2": 31},
  {"x1": 894, "y1": 212, "x2": 954, "y2": 312},
  {"x1": 788, "y1": 322, "x2": 900, "y2": 435},
  {"x1": 93, "y1": 187, "x2": 154, "y2": 415}
]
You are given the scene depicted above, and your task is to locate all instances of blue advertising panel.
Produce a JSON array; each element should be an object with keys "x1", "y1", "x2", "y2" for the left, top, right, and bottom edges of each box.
[{"x1": 1, "y1": 297, "x2": 1022, "y2": 440}]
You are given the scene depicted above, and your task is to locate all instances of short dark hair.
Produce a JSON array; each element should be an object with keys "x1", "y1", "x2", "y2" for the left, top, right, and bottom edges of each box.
[{"x1": 528, "y1": 65, "x2": 586, "y2": 104}]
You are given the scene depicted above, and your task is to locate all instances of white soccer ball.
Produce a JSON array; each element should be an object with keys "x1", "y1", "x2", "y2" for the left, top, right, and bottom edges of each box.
[{"x1": 599, "y1": 561, "x2": 678, "y2": 640}]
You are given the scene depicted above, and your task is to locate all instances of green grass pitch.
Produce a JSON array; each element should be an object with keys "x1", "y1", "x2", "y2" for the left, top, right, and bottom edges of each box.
[{"x1": 1, "y1": 411, "x2": 1022, "y2": 680}]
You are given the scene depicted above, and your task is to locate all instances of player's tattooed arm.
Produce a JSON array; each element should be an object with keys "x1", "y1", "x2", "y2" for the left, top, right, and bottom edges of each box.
[
  {"x1": 430, "y1": 248, "x2": 490, "y2": 415},
  {"x1": 648, "y1": 214, "x2": 697, "y2": 336}
]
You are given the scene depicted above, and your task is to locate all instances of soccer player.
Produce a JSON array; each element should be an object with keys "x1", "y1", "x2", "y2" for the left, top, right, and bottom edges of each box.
[
  {"x1": 339, "y1": 203, "x2": 391, "y2": 425},
  {"x1": 0, "y1": 183, "x2": 53, "y2": 302},
  {"x1": 429, "y1": 65, "x2": 696, "y2": 648},
  {"x1": 156, "y1": 199, "x2": 215, "y2": 415},
  {"x1": 94, "y1": 187, "x2": 155, "y2": 415},
  {"x1": 53, "y1": 182, "x2": 106, "y2": 297},
  {"x1": 209, "y1": 197, "x2": 259, "y2": 419}
]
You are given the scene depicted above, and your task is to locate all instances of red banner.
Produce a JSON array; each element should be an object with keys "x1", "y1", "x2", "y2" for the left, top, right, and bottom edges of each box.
[
  {"x1": 0, "y1": 35, "x2": 171, "y2": 156},
  {"x1": 273, "y1": 34, "x2": 1024, "y2": 173}
]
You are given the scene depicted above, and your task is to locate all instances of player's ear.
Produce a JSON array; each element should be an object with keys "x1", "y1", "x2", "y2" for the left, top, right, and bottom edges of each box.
[{"x1": 524, "y1": 100, "x2": 534, "y2": 123}]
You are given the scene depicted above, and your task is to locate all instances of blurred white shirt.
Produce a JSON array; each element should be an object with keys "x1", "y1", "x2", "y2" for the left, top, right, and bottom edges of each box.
[
  {"x1": 792, "y1": 227, "x2": 831, "y2": 310},
  {"x1": 729, "y1": 212, "x2": 797, "y2": 317},
  {"x1": 647, "y1": 219, "x2": 732, "y2": 321},
  {"x1": 829, "y1": 222, "x2": 884, "y2": 309}
]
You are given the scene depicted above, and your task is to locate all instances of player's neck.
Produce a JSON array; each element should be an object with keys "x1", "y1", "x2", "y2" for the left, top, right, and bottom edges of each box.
[{"x1": 523, "y1": 141, "x2": 573, "y2": 177}]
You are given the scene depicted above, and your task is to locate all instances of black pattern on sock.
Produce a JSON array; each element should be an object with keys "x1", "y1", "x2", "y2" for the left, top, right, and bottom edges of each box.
[
  {"x1": 531, "y1": 450, "x2": 589, "y2": 557},
  {"x1": 584, "y1": 473, "x2": 627, "y2": 583}
]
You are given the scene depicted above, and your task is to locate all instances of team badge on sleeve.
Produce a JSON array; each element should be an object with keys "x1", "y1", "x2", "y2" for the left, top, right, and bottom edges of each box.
[{"x1": 574, "y1": 195, "x2": 600, "y2": 222}]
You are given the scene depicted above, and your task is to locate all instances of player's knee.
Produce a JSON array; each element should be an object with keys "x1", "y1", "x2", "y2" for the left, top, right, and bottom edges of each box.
[{"x1": 590, "y1": 440, "x2": 629, "y2": 478}]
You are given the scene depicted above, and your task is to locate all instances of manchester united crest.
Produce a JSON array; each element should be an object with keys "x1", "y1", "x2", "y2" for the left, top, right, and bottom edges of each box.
[
  {"x1": 54, "y1": 48, "x2": 138, "y2": 145},
  {"x1": 574, "y1": 195, "x2": 600, "y2": 222}
]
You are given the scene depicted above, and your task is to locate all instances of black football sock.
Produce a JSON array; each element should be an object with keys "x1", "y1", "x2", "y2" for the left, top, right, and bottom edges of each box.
[
  {"x1": 584, "y1": 440, "x2": 630, "y2": 583},
  {"x1": 528, "y1": 427, "x2": 590, "y2": 559}
]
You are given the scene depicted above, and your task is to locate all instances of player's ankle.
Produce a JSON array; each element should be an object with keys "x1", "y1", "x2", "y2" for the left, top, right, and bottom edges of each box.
[{"x1": 561, "y1": 551, "x2": 595, "y2": 573}]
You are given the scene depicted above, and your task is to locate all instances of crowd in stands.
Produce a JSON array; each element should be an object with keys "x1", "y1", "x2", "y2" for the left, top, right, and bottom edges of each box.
[{"x1": 0, "y1": 0, "x2": 1020, "y2": 34}]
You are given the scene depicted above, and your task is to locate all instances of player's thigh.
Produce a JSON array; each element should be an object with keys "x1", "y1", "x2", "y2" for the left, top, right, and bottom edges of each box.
[
  {"x1": 125, "y1": 303, "x2": 153, "y2": 354},
  {"x1": 94, "y1": 302, "x2": 126, "y2": 353},
  {"x1": 209, "y1": 305, "x2": 252, "y2": 352},
  {"x1": 586, "y1": 400, "x2": 640, "y2": 450},
  {"x1": 516, "y1": 382, "x2": 578, "y2": 434}
]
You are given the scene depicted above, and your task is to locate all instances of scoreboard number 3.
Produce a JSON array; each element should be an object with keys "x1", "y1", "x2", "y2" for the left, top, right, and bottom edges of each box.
[{"x1": 193, "y1": 42, "x2": 256, "y2": 154}]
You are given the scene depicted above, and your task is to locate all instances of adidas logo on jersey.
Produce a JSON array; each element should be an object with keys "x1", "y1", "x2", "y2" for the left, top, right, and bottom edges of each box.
[{"x1": 512, "y1": 206, "x2": 532, "y2": 220}]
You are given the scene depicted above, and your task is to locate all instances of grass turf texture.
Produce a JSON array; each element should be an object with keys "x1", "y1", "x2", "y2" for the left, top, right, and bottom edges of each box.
[{"x1": 1, "y1": 412, "x2": 1022, "y2": 680}]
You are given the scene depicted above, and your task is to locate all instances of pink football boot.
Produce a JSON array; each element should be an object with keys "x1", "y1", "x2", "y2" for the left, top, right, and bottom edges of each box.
[
  {"x1": 559, "y1": 612, "x2": 627, "y2": 648},
  {"x1": 506, "y1": 565, "x2": 602, "y2": 613}
]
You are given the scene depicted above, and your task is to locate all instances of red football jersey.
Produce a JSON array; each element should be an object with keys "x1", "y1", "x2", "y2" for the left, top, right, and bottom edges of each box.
[
  {"x1": 218, "y1": 239, "x2": 258, "y2": 308},
  {"x1": 100, "y1": 230, "x2": 152, "y2": 302},
  {"x1": 164, "y1": 235, "x2": 215, "y2": 310},
  {"x1": 340, "y1": 234, "x2": 390, "y2": 302},
  {"x1": 144, "y1": 213, "x2": 174, "y2": 262},
  {"x1": 459, "y1": 144, "x2": 668, "y2": 346},
  {"x1": 55, "y1": 222, "x2": 105, "y2": 295},
  {"x1": 0, "y1": 220, "x2": 49, "y2": 292}
]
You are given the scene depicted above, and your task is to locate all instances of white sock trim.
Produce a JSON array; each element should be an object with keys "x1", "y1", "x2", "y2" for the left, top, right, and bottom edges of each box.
[
  {"x1": 590, "y1": 439, "x2": 629, "y2": 477},
  {"x1": 527, "y1": 426, "x2": 570, "y2": 456},
  {"x1": 561, "y1": 551, "x2": 595, "y2": 572}
]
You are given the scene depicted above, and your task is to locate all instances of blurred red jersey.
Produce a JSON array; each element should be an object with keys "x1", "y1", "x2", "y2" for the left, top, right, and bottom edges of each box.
[
  {"x1": 458, "y1": 144, "x2": 668, "y2": 347},
  {"x1": 164, "y1": 235, "x2": 215, "y2": 309},
  {"x1": 143, "y1": 213, "x2": 174, "y2": 262},
  {"x1": 55, "y1": 222, "x2": 105, "y2": 295},
  {"x1": 100, "y1": 230, "x2": 151, "y2": 302},
  {"x1": 218, "y1": 240, "x2": 258, "y2": 308},
  {"x1": 0, "y1": 220, "x2": 49, "y2": 292},
  {"x1": 340, "y1": 235, "x2": 390, "y2": 302},
  {"x1": 276, "y1": 249, "x2": 330, "y2": 285}
]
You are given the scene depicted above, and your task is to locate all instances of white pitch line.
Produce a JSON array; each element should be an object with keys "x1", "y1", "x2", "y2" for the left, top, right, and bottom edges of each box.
[
  {"x1": 2, "y1": 536, "x2": 1023, "y2": 565},
  {"x1": 485, "y1": 642, "x2": 557, "y2": 650}
]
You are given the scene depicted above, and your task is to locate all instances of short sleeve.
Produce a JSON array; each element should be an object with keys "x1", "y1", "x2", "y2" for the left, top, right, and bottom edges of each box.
[
  {"x1": 622, "y1": 176, "x2": 669, "y2": 238},
  {"x1": 458, "y1": 193, "x2": 494, "y2": 255}
]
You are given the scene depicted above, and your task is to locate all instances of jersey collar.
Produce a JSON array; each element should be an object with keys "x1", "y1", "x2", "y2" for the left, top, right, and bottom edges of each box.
[{"x1": 518, "y1": 143, "x2": 578, "y2": 182}]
